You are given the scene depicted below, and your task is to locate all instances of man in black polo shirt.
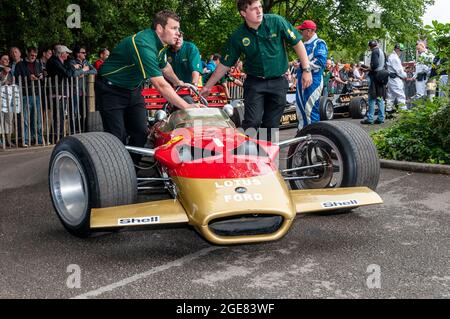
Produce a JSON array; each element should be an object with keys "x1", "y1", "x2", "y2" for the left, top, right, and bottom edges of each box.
[
  {"x1": 200, "y1": 0, "x2": 312, "y2": 142},
  {"x1": 96, "y1": 10, "x2": 200, "y2": 161}
]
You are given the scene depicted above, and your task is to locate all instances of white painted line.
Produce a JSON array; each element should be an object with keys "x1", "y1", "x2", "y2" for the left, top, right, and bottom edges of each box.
[{"x1": 72, "y1": 246, "x2": 223, "y2": 299}]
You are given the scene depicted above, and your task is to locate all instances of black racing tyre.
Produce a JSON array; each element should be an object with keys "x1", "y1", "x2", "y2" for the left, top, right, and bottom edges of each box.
[
  {"x1": 49, "y1": 132, "x2": 137, "y2": 237},
  {"x1": 85, "y1": 111, "x2": 103, "y2": 132},
  {"x1": 349, "y1": 97, "x2": 368, "y2": 119},
  {"x1": 287, "y1": 121, "x2": 380, "y2": 191},
  {"x1": 230, "y1": 100, "x2": 245, "y2": 128},
  {"x1": 319, "y1": 97, "x2": 334, "y2": 121}
]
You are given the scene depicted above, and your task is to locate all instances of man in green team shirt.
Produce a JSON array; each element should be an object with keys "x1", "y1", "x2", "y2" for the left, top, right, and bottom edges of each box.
[
  {"x1": 167, "y1": 32, "x2": 202, "y2": 86},
  {"x1": 167, "y1": 32, "x2": 203, "y2": 103},
  {"x1": 96, "y1": 10, "x2": 200, "y2": 162},
  {"x1": 200, "y1": 0, "x2": 312, "y2": 142}
]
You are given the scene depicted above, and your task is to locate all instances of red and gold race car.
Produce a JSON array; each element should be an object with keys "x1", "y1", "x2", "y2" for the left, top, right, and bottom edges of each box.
[{"x1": 49, "y1": 85, "x2": 382, "y2": 245}]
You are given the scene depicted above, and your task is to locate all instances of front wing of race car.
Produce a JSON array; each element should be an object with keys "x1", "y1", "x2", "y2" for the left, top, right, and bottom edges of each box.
[{"x1": 90, "y1": 172, "x2": 382, "y2": 245}]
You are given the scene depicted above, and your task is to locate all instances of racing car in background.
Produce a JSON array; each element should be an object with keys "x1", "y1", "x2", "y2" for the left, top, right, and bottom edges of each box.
[{"x1": 49, "y1": 84, "x2": 382, "y2": 245}]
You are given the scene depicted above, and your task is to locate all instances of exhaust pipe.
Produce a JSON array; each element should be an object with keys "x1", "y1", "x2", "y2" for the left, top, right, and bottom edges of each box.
[
  {"x1": 125, "y1": 146, "x2": 155, "y2": 157},
  {"x1": 276, "y1": 134, "x2": 311, "y2": 148}
]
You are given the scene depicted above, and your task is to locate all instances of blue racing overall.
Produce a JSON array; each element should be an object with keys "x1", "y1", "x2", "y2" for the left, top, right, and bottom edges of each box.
[{"x1": 296, "y1": 34, "x2": 328, "y2": 129}]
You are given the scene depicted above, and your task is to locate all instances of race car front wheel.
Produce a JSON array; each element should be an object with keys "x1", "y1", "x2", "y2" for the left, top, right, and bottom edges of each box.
[
  {"x1": 49, "y1": 132, "x2": 137, "y2": 237},
  {"x1": 319, "y1": 97, "x2": 334, "y2": 121},
  {"x1": 287, "y1": 121, "x2": 380, "y2": 191}
]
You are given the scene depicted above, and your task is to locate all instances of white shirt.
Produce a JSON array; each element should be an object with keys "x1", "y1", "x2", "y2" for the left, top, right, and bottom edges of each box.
[{"x1": 387, "y1": 51, "x2": 407, "y2": 79}]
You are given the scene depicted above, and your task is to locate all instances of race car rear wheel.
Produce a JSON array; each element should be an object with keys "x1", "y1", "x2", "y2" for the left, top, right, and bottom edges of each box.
[
  {"x1": 49, "y1": 132, "x2": 137, "y2": 237},
  {"x1": 319, "y1": 97, "x2": 334, "y2": 121},
  {"x1": 349, "y1": 97, "x2": 368, "y2": 119},
  {"x1": 287, "y1": 121, "x2": 380, "y2": 191}
]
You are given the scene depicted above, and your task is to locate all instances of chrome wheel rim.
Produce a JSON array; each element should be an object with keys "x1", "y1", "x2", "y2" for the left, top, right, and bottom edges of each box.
[
  {"x1": 50, "y1": 151, "x2": 88, "y2": 226},
  {"x1": 326, "y1": 102, "x2": 334, "y2": 120},
  {"x1": 291, "y1": 135, "x2": 344, "y2": 189},
  {"x1": 360, "y1": 100, "x2": 368, "y2": 116}
]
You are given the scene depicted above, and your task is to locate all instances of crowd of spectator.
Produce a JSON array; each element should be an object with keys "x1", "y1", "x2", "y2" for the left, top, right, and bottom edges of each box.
[
  {"x1": 1, "y1": 36, "x2": 447, "y2": 149},
  {"x1": 0, "y1": 44, "x2": 105, "y2": 148}
]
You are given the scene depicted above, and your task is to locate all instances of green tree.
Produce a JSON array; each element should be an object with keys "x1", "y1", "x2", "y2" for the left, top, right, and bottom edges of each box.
[{"x1": 0, "y1": 0, "x2": 434, "y2": 62}]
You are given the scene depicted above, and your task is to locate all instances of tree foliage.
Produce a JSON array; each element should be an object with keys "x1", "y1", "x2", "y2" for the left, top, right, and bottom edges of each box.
[{"x1": 0, "y1": 0, "x2": 434, "y2": 62}]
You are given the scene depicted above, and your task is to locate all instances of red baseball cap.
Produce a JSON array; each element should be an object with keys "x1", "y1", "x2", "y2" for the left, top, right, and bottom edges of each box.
[{"x1": 297, "y1": 20, "x2": 317, "y2": 31}]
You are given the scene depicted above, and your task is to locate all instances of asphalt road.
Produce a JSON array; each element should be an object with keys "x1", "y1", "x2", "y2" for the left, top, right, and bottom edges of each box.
[{"x1": 1, "y1": 122, "x2": 449, "y2": 299}]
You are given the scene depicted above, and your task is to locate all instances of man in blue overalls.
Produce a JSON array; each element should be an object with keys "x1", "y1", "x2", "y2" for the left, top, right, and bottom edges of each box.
[{"x1": 295, "y1": 20, "x2": 328, "y2": 129}]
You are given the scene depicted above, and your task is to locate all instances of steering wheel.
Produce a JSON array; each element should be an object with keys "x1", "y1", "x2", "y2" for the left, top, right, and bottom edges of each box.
[{"x1": 162, "y1": 83, "x2": 209, "y2": 113}]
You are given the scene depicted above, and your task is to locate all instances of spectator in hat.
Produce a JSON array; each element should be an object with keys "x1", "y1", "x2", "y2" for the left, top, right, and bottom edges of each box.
[
  {"x1": 46, "y1": 45, "x2": 74, "y2": 140},
  {"x1": 295, "y1": 20, "x2": 328, "y2": 128}
]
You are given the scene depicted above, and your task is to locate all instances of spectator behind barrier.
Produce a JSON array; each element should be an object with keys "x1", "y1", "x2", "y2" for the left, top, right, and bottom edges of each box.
[
  {"x1": 94, "y1": 48, "x2": 110, "y2": 71},
  {"x1": 46, "y1": 45, "x2": 73, "y2": 140},
  {"x1": 38, "y1": 47, "x2": 53, "y2": 77},
  {"x1": 9, "y1": 47, "x2": 22, "y2": 76},
  {"x1": 14, "y1": 47, "x2": 44, "y2": 146},
  {"x1": 1, "y1": 53, "x2": 16, "y2": 147}
]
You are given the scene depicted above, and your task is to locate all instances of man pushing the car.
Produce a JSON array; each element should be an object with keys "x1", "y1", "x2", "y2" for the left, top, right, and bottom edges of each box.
[
  {"x1": 96, "y1": 10, "x2": 201, "y2": 163},
  {"x1": 200, "y1": 0, "x2": 312, "y2": 142}
]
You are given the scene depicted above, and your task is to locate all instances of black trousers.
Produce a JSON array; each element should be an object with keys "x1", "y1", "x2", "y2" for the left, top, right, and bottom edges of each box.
[
  {"x1": 242, "y1": 75, "x2": 288, "y2": 142},
  {"x1": 95, "y1": 77, "x2": 147, "y2": 162}
]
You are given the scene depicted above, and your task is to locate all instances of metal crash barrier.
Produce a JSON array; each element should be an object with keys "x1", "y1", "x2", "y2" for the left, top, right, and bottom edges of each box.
[{"x1": 0, "y1": 75, "x2": 95, "y2": 150}]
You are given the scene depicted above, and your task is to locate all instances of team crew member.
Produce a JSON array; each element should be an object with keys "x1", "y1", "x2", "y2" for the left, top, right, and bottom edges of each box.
[
  {"x1": 96, "y1": 10, "x2": 200, "y2": 162},
  {"x1": 167, "y1": 32, "x2": 203, "y2": 103},
  {"x1": 201, "y1": 0, "x2": 312, "y2": 142},
  {"x1": 167, "y1": 32, "x2": 202, "y2": 85},
  {"x1": 295, "y1": 20, "x2": 328, "y2": 128},
  {"x1": 386, "y1": 43, "x2": 407, "y2": 111}
]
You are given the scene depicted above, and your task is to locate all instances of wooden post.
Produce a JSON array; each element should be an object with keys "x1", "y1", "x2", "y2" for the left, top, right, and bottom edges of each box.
[{"x1": 87, "y1": 74, "x2": 95, "y2": 113}]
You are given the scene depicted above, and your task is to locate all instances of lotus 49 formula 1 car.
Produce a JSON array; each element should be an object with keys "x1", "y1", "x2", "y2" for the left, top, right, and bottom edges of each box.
[{"x1": 49, "y1": 84, "x2": 382, "y2": 245}]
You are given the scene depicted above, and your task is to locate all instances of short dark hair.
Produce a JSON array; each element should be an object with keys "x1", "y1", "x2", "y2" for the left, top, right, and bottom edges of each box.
[
  {"x1": 98, "y1": 48, "x2": 108, "y2": 55},
  {"x1": 212, "y1": 53, "x2": 221, "y2": 61},
  {"x1": 237, "y1": 0, "x2": 259, "y2": 12},
  {"x1": 368, "y1": 40, "x2": 378, "y2": 48},
  {"x1": 152, "y1": 10, "x2": 180, "y2": 30},
  {"x1": 27, "y1": 47, "x2": 37, "y2": 54},
  {"x1": 73, "y1": 46, "x2": 86, "y2": 55}
]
